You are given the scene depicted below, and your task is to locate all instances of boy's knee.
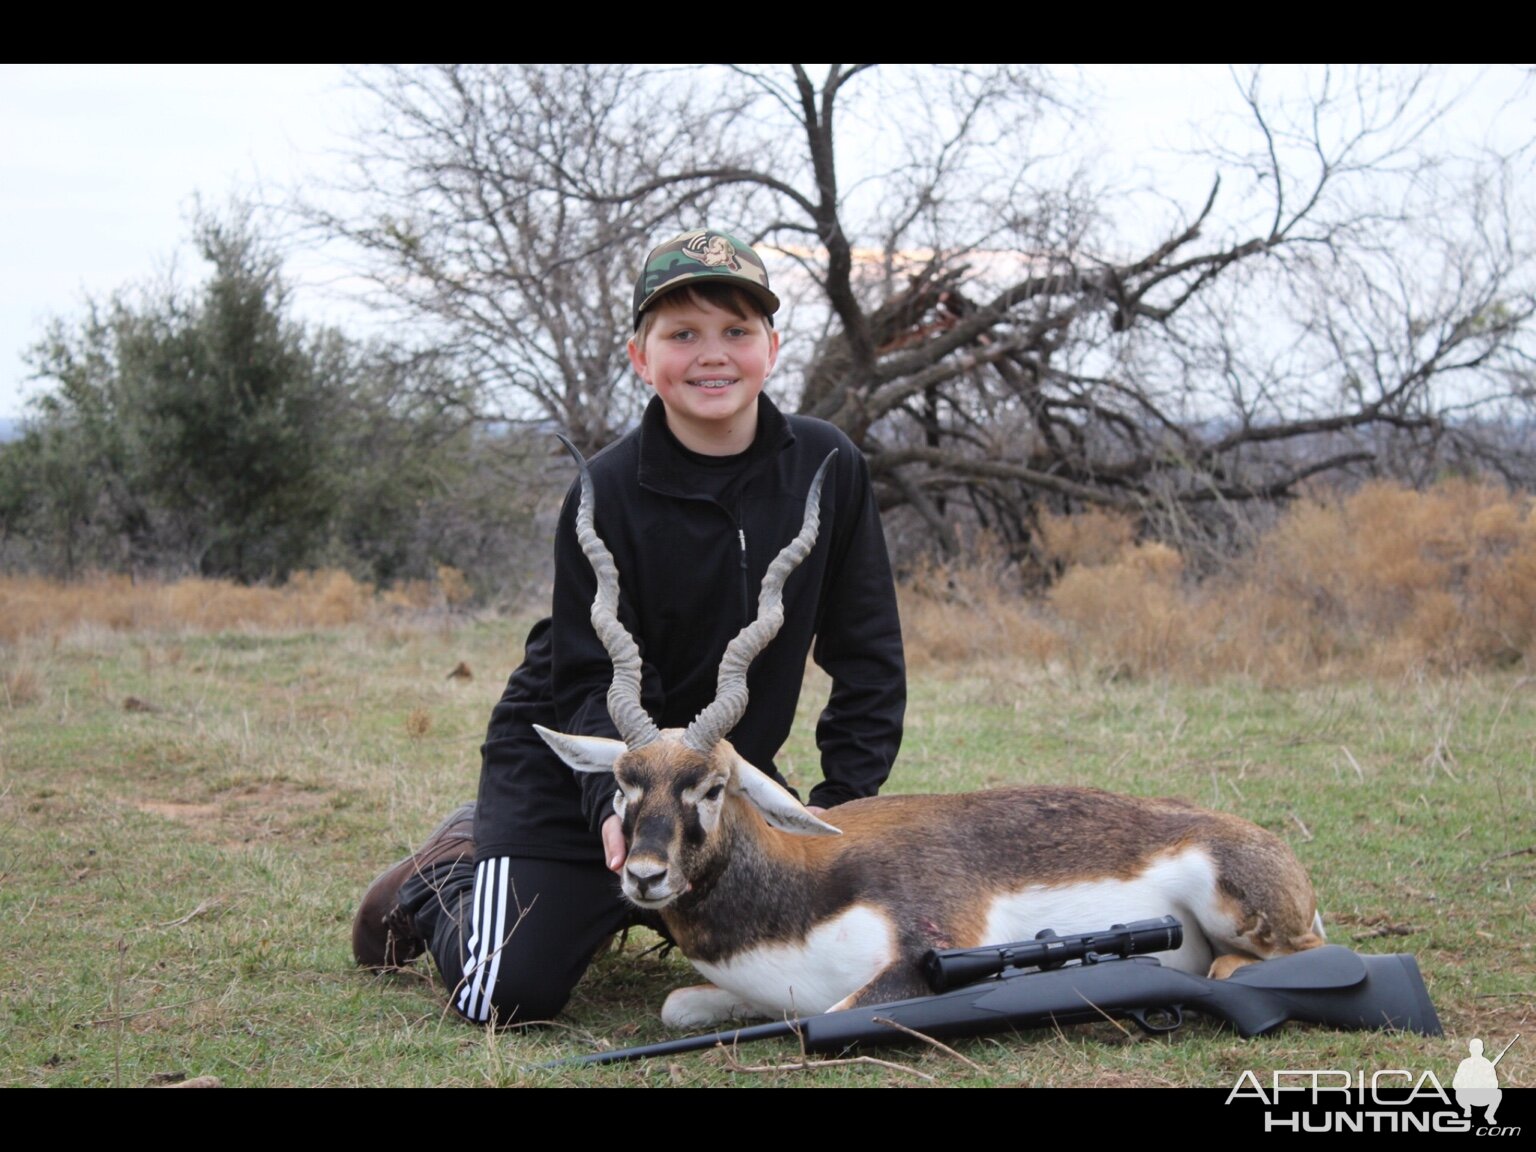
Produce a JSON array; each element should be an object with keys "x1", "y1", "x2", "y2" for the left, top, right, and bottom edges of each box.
[
  {"x1": 452, "y1": 971, "x2": 577, "y2": 1027},
  {"x1": 438, "y1": 855, "x2": 628, "y2": 1025}
]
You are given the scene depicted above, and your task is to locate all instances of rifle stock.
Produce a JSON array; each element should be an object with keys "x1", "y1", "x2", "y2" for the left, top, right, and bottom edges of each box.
[{"x1": 553, "y1": 945, "x2": 1441, "y2": 1068}]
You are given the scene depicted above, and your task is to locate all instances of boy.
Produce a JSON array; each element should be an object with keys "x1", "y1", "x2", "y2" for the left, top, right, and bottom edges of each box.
[{"x1": 352, "y1": 229, "x2": 906, "y2": 1025}]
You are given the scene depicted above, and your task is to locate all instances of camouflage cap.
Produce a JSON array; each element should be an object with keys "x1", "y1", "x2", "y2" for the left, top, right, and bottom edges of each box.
[{"x1": 632, "y1": 229, "x2": 780, "y2": 329}]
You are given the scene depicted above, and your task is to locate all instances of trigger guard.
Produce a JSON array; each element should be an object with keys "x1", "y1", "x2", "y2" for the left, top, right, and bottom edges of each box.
[{"x1": 1126, "y1": 1006, "x2": 1183, "y2": 1035}]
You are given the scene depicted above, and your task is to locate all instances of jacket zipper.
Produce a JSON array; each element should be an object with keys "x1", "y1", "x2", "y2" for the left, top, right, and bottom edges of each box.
[{"x1": 738, "y1": 527, "x2": 749, "y2": 622}]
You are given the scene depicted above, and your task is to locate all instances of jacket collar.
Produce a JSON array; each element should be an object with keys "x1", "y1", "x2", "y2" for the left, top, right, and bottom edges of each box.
[{"x1": 635, "y1": 394, "x2": 796, "y2": 498}]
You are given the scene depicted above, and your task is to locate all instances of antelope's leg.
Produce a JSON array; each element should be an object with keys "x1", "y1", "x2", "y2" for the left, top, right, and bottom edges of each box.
[{"x1": 661, "y1": 983, "x2": 767, "y2": 1029}]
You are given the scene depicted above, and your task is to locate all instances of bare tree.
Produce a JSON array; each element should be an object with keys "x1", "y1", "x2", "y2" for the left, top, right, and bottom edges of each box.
[
  {"x1": 312, "y1": 64, "x2": 1536, "y2": 562},
  {"x1": 303, "y1": 65, "x2": 778, "y2": 452}
]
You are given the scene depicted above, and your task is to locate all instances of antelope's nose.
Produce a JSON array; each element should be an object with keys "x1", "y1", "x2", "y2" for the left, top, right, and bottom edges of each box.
[{"x1": 625, "y1": 856, "x2": 668, "y2": 899}]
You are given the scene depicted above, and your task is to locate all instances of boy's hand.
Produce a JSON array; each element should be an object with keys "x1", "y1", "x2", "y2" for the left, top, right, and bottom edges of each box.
[{"x1": 602, "y1": 813, "x2": 627, "y2": 873}]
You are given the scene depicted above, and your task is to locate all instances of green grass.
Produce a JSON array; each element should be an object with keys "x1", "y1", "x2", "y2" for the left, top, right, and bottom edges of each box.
[{"x1": 1, "y1": 620, "x2": 1530, "y2": 1087}]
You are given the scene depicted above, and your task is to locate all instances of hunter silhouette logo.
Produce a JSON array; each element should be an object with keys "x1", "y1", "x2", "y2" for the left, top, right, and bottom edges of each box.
[{"x1": 1454, "y1": 1035, "x2": 1517, "y2": 1125}]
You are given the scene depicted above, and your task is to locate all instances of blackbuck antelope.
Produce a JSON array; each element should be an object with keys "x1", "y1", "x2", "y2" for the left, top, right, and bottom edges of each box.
[{"x1": 537, "y1": 447, "x2": 1325, "y2": 1029}]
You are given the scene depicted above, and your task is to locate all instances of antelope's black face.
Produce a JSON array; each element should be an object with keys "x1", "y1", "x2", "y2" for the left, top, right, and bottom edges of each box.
[
  {"x1": 612, "y1": 740, "x2": 732, "y2": 909},
  {"x1": 534, "y1": 722, "x2": 835, "y2": 908}
]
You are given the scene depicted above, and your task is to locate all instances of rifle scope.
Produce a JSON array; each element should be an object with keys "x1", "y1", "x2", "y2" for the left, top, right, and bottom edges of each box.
[{"x1": 924, "y1": 915, "x2": 1183, "y2": 992}]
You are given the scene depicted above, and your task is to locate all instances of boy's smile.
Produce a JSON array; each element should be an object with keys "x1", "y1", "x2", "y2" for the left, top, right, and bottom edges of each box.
[{"x1": 628, "y1": 297, "x2": 779, "y2": 456}]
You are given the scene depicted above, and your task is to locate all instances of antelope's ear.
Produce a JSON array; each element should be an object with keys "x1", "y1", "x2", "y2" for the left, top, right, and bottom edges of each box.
[
  {"x1": 534, "y1": 725, "x2": 626, "y2": 775},
  {"x1": 730, "y1": 754, "x2": 842, "y2": 837}
]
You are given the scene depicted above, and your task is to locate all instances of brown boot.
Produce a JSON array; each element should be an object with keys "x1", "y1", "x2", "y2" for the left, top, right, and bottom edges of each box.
[{"x1": 353, "y1": 803, "x2": 476, "y2": 969}]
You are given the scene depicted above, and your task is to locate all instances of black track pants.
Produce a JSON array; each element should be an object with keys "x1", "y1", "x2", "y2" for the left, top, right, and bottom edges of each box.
[{"x1": 399, "y1": 855, "x2": 644, "y2": 1025}]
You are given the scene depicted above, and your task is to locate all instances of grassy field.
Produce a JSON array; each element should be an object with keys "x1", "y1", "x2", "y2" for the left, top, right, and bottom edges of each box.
[{"x1": 1, "y1": 613, "x2": 1530, "y2": 1088}]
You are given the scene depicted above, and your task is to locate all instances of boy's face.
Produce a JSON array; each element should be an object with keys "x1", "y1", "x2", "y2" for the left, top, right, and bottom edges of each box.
[{"x1": 627, "y1": 295, "x2": 779, "y2": 455}]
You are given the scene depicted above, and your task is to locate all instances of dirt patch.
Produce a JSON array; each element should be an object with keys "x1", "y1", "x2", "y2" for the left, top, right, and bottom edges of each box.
[
  {"x1": 134, "y1": 800, "x2": 220, "y2": 822},
  {"x1": 127, "y1": 780, "x2": 336, "y2": 847}
]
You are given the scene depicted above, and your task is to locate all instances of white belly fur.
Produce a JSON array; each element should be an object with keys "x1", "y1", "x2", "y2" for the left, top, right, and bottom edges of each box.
[
  {"x1": 689, "y1": 903, "x2": 897, "y2": 1017},
  {"x1": 981, "y1": 848, "x2": 1226, "y2": 974},
  {"x1": 683, "y1": 849, "x2": 1229, "y2": 1019}
]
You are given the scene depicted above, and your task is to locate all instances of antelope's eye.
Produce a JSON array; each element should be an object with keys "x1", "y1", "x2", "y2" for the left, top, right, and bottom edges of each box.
[{"x1": 702, "y1": 784, "x2": 724, "y2": 803}]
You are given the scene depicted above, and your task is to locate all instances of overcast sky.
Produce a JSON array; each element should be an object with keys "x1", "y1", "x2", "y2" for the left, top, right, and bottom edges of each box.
[
  {"x1": 1, "y1": 64, "x2": 365, "y2": 419},
  {"x1": 2, "y1": 64, "x2": 1527, "y2": 422}
]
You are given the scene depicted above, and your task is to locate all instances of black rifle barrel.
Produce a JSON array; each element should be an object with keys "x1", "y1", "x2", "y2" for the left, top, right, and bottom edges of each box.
[
  {"x1": 549, "y1": 944, "x2": 1442, "y2": 1069},
  {"x1": 924, "y1": 915, "x2": 1183, "y2": 991},
  {"x1": 558, "y1": 1019, "x2": 801, "y2": 1067}
]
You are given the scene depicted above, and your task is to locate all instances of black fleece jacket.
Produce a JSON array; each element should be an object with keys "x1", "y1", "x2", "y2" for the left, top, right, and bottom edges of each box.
[{"x1": 474, "y1": 395, "x2": 906, "y2": 863}]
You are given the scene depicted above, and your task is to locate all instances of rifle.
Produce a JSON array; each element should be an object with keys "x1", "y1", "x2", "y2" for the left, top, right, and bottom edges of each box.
[{"x1": 553, "y1": 917, "x2": 1442, "y2": 1068}]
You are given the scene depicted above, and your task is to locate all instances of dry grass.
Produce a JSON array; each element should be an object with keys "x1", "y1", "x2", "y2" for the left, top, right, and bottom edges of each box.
[
  {"x1": 3, "y1": 666, "x2": 42, "y2": 706},
  {"x1": 902, "y1": 478, "x2": 1536, "y2": 684},
  {"x1": 0, "y1": 567, "x2": 477, "y2": 646},
  {"x1": 9, "y1": 480, "x2": 1532, "y2": 688},
  {"x1": 901, "y1": 541, "x2": 1063, "y2": 669},
  {"x1": 1241, "y1": 480, "x2": 1536, "y2": 673}
]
